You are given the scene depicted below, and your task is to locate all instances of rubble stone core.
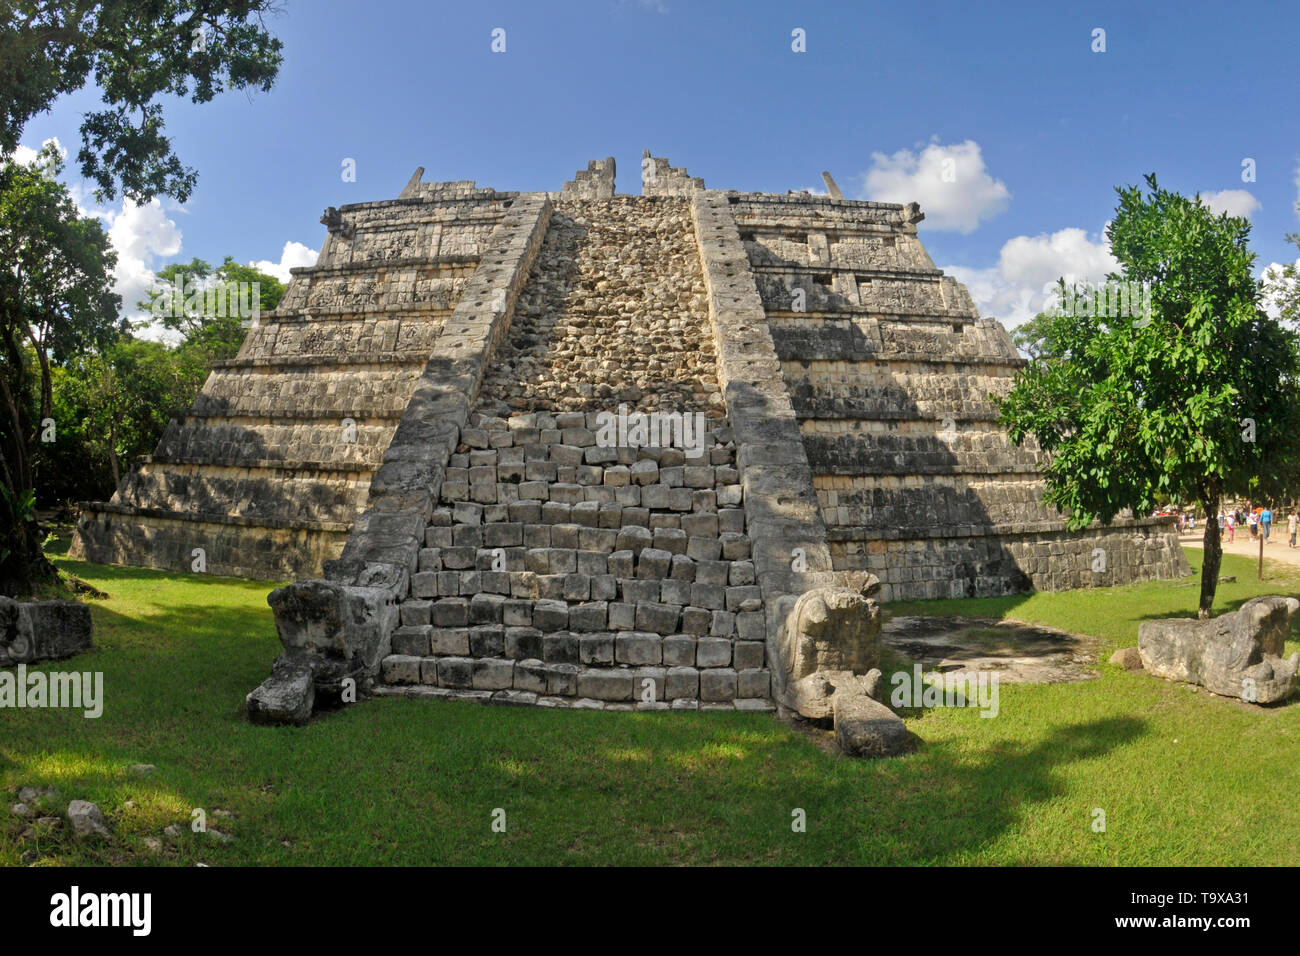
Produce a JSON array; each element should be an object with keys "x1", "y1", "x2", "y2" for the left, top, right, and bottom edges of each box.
[{"x1": 66, "y1": 155, "x2": 1188, "y2": 726}]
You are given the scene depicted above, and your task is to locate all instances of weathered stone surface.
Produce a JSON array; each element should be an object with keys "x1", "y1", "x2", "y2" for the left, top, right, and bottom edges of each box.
[
  {"x1": 0, "y1": 597, "x2": 93, "y2": 665},
  {"x1": 67, "y1": 800, "x2": 111, "y2": 839},
  {"x1": 1138, "y1": 596, "x2": 1300, "y2": 703},
  {"x1": 246, "y1": 658, "x2": 316, "y2": 725},
  {"x1": 268, "y1": 580, "x2": 395, "y2": 674},
  {"x1": 833, "y1": 693, "x2": 913, "y2": 758},
  {"x1": 774, "y1": 586, "x2": 881, "y2": 718}
]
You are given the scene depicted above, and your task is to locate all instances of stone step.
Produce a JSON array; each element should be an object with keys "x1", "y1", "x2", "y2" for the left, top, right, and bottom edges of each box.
[
  {"x1": 814, "y1": 477, "x2": 1059, "y2": 530},
  {"x1": 371, "y1": 684, "x2": 775, "y2": 712},
  {"x1": 286, "y1": 254, "x2": 480, "y2": 277},
  {"x1": 209, "y1": 352, "x2": 432, "y2": 370},
  {"x1": 70, "y1": 502, "x2": 350, "y2": 579},
  {"x1": 79, "y1": 500, "x2": 353, "y2": 534},
  {"x1": 405, "y1": 571, "x2": 763, "y2": 616},
  {"x1": 112, "y1": 461, "x2": 368, "y2": 524},
  {"x1": 145, "y1": 454, "x2": 380, "y2": 474},
  {"x1": 193, "y1": 365, "x2": 423, "y2": 419},
  {"x1": 396, "y1": 594, "x2": 763, "y2": 641},
  {"x1": 255, "y1": 306, "x2": 455, "y2": 324},
  {"x1": 378, "y1": 653, "x2": 772, "y2": 704},
  {"x1": 153, "y1": 417, "x2": 391, "y2": 469}
]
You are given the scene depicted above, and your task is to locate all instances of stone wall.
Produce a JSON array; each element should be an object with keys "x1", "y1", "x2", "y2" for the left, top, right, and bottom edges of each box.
[
  {"x1": 561, "y1": 158, "x2": 617, "y2": 201},
  {"x1": 71, "y1": 172, "x2": 518, "y2": 579},
  {"x1": 641, "y1": 150, "x2": 705, "y2": 197},
  {"x1": 728, "y1": 190, "x2": 1189, "y2": 601}
]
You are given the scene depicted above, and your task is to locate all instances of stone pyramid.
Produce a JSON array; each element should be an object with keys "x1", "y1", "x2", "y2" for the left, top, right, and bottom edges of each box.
[{"x1": 69, "y1": 153, "x2": 1187, "y2": 720}]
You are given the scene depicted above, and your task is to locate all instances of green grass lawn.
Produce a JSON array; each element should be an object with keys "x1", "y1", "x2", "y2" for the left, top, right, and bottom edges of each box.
[{"x1": 2, "y1": 546, "x2": 1298, "y2": 866}]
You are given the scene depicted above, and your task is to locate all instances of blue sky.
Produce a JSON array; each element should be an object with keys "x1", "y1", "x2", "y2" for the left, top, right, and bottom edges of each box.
[{"x1": 15, "y1": 0, "x2": 1300, "y2": 329}]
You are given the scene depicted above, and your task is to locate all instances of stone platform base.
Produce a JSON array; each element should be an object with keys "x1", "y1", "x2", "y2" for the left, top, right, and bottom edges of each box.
[{"x1": 371, "y1": 683, "x2": 775, "y2": 711}]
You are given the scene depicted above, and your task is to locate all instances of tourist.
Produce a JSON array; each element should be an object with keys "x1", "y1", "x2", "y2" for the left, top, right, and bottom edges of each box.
[
  {"x1": 1248, "y1": 509, "x2": 1259, "y2": 539},
  {"x1": 1262, "y1": 505, "x2": 1273, "y2": 543},
  {"x1": 1289, "y1": 511, "x2": 1298, "y2": 549},
  {"x1": 1226, "y1": 511, "x2": 1235, "y2": 542},
  {"x1": 1218, "y1": 510, "x2": 1226, "y2": 532}
]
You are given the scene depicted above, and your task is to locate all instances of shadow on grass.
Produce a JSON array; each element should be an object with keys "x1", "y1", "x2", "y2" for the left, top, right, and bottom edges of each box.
[{"x1": 2, "y1": 561, "x2": 1155, "y2": 866}]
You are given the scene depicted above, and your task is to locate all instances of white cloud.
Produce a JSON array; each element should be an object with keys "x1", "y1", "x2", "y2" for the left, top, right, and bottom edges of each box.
[
  {"x1": 942, "y1": 226, "x2": 1119, "y2": 329},
  {"x1": 107, "y1": 199, "x2": 184, "y2": 331},
  {"x1": 250, "y1": 241, "x2": 318, "y2": 282},
  {"x1": 860, "y1": 139, "x2": 1010, "y2": 233},
  {"x1": 1261, "y1": 257, "x2": 1300, "y2": 321},
  {"x1": 8, "y1": 137, "x2": 319, "y2": 339},
  {"x1": 9, "y1": 136, "x2": 67, "y2": 170},
  {"x1": 1199, "y1": 189, "x2": 1260, "y2": 219}
]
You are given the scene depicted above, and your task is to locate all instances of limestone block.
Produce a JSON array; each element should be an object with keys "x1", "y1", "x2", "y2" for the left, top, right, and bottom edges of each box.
[{"x1": 1138, "y1": 596, "x2": 1300, "y2": 703}]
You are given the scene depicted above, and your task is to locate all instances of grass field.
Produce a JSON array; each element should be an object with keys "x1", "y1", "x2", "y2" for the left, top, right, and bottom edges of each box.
[{"x1": 2, "y1": 545, "x2": 1298, "y2": 866}]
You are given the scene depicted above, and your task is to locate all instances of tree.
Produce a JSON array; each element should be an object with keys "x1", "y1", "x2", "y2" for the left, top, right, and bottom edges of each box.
[
  {"x1": 0, "y1": 146, "x2": 120, "y2": 594},
  {"x1": 50, "y1": 336, "x2": 196, "y2": 498},
  {"x1": 1, "y1": 1, "x2": 283, "y2": 203},
  {"x1": 141, "y1": 255, "x2": 284, "y2": 363},
  {"x1": 1263, "y1": 205, "x2": 1300, "y2": 328},
  {"x1": 0, "y1": 3, "x2": 283, "y2": 589},
  {"x1": 997, "y1": 174, "x2": 1300, "y2": 618},
  {"x1": 1011, "y1": 309, "x2": 1068, "y2": 363}
]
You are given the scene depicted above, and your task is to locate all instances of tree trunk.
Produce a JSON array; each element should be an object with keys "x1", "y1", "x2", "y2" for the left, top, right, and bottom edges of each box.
[
  {"x1": 107, "y1": 416, "x2": 120, "y2": 489},
  {"x1": 0, "y1": 319, "x2": 55, "y2": 596},
  {"x1": 0, "y1": 517, "x2": 55, "y2": 598},
  {"x1": 1198, "y1": 497, "x2": 1222, "y2": 619}
]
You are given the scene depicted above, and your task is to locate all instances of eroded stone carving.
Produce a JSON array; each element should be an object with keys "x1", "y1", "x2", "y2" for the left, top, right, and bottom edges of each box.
[
  {"x1": 246, "y1": 580, "x2": 396, "y2": 724},
  {"x1": 0, "y1": 597, "x2": 93, "y2": 666},
  {"x1": 781, "y1": 583, "x2": 882, "y2": 690},
  {"x1": 1138, "y1": 595, "x2": 1300, "y2": 703},
  {"x1": 769, "y1": 576, "x2": 913, "y2": 756},
  {"x1": 320, "y1": 206, "x2": 355, "y2": 239}
]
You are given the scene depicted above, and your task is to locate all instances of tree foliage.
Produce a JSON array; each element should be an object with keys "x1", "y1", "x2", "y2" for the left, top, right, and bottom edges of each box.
[
  {"x1": 1, "y1": 1, "x2": 284, "y2": 203},
  {"x1": 140, "y1": 255, "x2": 283, "y2": 362},
  {"x1": 0, "y1": 145, "x2": 120, "y2": 593},
  {"x1": 998, "y1": 174, "x2": 1300, "y2": 617}
]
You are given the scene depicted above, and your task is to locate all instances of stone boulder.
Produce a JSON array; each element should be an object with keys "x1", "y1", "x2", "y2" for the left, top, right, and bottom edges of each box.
[
  {"x1": 1109, "y1": 647, "x2": 1143, "y2": 671},
  {"x1": 0, "y1": 597, "x2": 93, "y2": 665},
  {"x1": 246, "y1": 658, "x2": 316, "y2": 726},
  {"x1": 1138, "y1": 595, "x2": 1300, "y2": 703},
  {"x1": 67, "y1": 800, "x2": 110, "y2": 840},
  {"x1": 834, "y1": 692, "x2": 914, "y2": 758}
]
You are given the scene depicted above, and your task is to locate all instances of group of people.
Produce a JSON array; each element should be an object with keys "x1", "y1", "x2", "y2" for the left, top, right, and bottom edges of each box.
[{"x1": 1204, "y1": 505, "x2": 1300, "y2": 548}]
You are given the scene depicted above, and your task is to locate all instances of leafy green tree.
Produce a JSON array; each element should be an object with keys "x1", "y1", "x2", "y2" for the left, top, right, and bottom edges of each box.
[
  {"x1": 1, "y1": 1, "x2": 283, "y2": 203},
  {"x1": 50, "y1": 336, "x2": 196, "y2": 498},
  {"x1": 1011, "y1": 309, "x2": 1068, "y2": 362},
  {"x1": 1263, "y1": 207, "x2": 1300, "y2": 328},
  {"x1": 998, "y1": 175, "x2": 1300, "y2": 618},
  {"x1": 0, "y1": 146, "x2": 119, "y2": 594},
  {"x1": 141, "y1": 255, "x2": 284, "y2": 363}
]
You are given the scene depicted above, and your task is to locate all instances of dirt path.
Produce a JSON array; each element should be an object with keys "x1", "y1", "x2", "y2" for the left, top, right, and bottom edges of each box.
[{"x1": 1178, "y1": 527, "x2": 1300, "y2": 567}]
